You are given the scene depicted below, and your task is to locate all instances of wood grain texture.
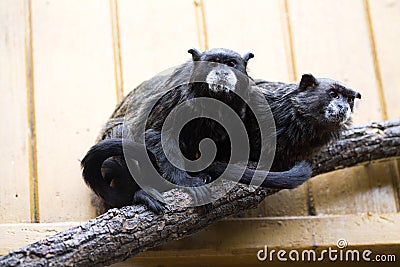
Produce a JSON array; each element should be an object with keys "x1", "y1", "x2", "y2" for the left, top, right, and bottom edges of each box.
[
  {"x1": 286, "y1": 0, "x2": 399, "y2": 216},
  {"x1": 0, "y1": 0, "x2": 31, "y2": 223},
  {"x1": 205, "y1": 0, "x2": 290, "y2": 81},
  {"x1": 368, "y1": 0, "x2": 400, "y2": 119},
  {"x1": 0, "y1": 185, "x2": 273, "y2": 266},
  {"x1": 31, "y1": 0, "x2": 117, "y2": 222},
  {"x1": 118, "y1": 0, "x2": 198, "y2": 91},
  {"x1": 247, "y1": 184, "x2": 309, "y2": 217},
  {"x1": 288, "y1": 0, "x2": 381, "y2": 124},
  {"x1": 1, "y1": 212, "x2": 400, "y2": 265},
  {"x1": 310, "y1": 119, "x2": 400, "y2": 214},
  {"x1": 310, "y1": 161, "x2": 399, "y2": 215},
  {"x1": 124, "y1": 213, "x2": 400, "y2": 267}
]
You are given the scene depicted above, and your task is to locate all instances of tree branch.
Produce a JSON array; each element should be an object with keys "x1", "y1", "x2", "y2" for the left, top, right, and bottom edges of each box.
[
  {"x1": 1, "y1": 119, "x2": 399, "y2": 266},
  {"x1": 312, "y1": 118, "x2": 400, "y2": 175}
]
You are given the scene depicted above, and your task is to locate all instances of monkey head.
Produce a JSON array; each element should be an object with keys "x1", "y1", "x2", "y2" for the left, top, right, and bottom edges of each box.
[
  {"x1": 187, "y1": 48, "x2": 254, "y2": 98},
  {"x1": 293, "y1": 74, "x2": 361, "y2": 126}
]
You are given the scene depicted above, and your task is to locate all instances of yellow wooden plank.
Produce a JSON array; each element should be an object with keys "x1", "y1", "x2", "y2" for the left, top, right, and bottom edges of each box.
[
  {"x1": 109, "y1": 0, "x2": 125, "y2": 102},
  {"x1": 1, "y1": 213, "x2": 400, "y2": 264},
  {"x1": 25, "y1": 0, "x2": 40, "y2": 224},
  {"x1": 363, "y1": 0, "x2": 388, "y2": 121},
  {"x1": 32, "y1": 0, "x2": 117, "y2": 222},
  {"x1": 118, "y1": 0, "x2": 198, "y2": 90},
  {"x1": 369, "y1": 0, "x2": 400, "y2": 119},
  {"x1": 0, "y1": 222, "x2": 79, "y2": 255},
  {"x1": 397, "y1": 159, "x2": 400, "y2": 209},
  {"x1": 288, "y1": 0, "x2": 382, "y2": 124},
  {"x1": 0, "y1": 0, "x2": 31, "y2": 223},
  {"x1": 193, "y1": 0, "x2": 209, "y2": 51},
  {"x1": 261, "y1": 183, "x2": 309, "y2": 216},
  {"x1": 287, "y1": 0, "x2": 397, "y2": 216},
  {"x1": 205, "y1": 0, "x2": 290, "y2": 81},
  {"x1": 122, "y1": 213, "x2": 400, "y2": 266},
  {"x1": 310, "y1": 160, "x2": 398, "y2": 215},
  {"x1": 280, "y1": 0, "x2": 298, "y2": 81},
  {"x1": 245, "y1": 184, "x2": 309, "y2": 217}
]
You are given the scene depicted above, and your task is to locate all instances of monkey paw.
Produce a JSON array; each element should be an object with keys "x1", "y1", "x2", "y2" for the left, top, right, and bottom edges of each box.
[
  {"x1": 196, "y1": 172, "x2": 213, "y2": 184},
  {"x1": 133, "y1": 188, "x2": 166, "y2": 215}
]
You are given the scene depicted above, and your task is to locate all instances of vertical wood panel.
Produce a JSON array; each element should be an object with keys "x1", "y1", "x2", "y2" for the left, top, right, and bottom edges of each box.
[
  {"x1": 193, "y1": 0, "x2": 209, "y2": 51},
  {"x1": 369, "y1": 0, "x2": 400, "y2": 119},
  {"x1": 368, "y1": 0, "x2": 400, "y2": 212},
  {"x1": 310, "y1": 161, "x2": 398, "y2": 215},
  {"x1": 0, "y1": 0, "x2": 31, "y2": 223},
  {"x1": 25, "y1": 0, "x2": 40, "y2": 223},
  {"x1": 110, "y1": 0, "x2": 125, "y2": 101},
  {"x1": 288, "y1": 0, "x2": 398, "y2": 215},
  {"x1": 288, "y1": 0, "x2": 381, "y2": 124},
  {"x1": 32, "y1": 0, "x2": 117, "y2": 222},
  {"x1": 280, "y1": 0, "x2": 298, "y2": 81},
  {"x1": 257, "y1": 184, "x2": 309, "y2": 217},
  {"x1": 205, "y1": 0, "x2": 290, "y2": 81},
  {"x1": 118, "y1": 0, "x2": 198, "y2": 91}
]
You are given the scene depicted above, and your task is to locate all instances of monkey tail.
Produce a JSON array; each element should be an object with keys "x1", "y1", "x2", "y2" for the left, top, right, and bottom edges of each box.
[
  {"x1": 207, "y1": 161, "x2": 312, "y2": 189},
  {"x1": 258, "y1": 161, "x2": 312, "y2": 189},
  {"x1": 81, "y1": 138, "x2": 143, "y2": 207}
]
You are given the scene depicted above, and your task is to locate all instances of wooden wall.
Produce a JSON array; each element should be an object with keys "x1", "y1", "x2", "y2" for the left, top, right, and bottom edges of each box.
[{"x1": 1, "y1": 0, "x2": 399, "y2": 228}]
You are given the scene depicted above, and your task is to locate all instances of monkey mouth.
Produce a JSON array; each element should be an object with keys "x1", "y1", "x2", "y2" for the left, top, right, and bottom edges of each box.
[
  {"x1": 208, "y1": 81, "x2": 235, "y2": 93},
  {"x1": 324, "y1": 101, "x2": 351, "y2": 124},
  {"x1": 324, "y1": 110, "x2": 350, "y2": 124}
]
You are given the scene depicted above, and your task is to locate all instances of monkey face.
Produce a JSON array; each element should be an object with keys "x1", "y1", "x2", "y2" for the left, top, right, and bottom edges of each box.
[
  {"x1": 205, "y1": 64, "x2": 238, "y2": 93},
  {"x1": 324, "y1": 96, "x2": 352, "y2": 123},
  {"x1": 188, "y1": 48, "x2": 254, "y2": 97},
  {"x1": 294, "y1": 74, "x2": 361, "y2": 126}
]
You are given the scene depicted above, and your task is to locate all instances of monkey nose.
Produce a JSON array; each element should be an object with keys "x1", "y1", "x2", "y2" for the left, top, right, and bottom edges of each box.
[{"x1": 215, "y1": 71, "x2": 229, "y2": 76}]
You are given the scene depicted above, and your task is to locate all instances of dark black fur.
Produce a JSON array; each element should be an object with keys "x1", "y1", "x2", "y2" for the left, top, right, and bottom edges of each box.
[
  {"x1": 251, "y1": 74, "x2": 361, "y2": 170},
  {"x1": 81, "y1": 138, "x2": 165, "y2": 213},
  {"x1": 81, "y1": 49, "x2": 314, "y2": 214},
  {"x1": 207, "y1": 74, "x2": 361, "y2": 184}
]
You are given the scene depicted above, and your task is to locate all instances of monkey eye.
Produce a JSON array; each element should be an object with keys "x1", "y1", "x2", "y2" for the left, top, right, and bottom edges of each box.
[
  {"x1": 329, "y1": 91, "x2": 339, "y2": 98},
  {"x1": 226, "y1": 60, "x2": 237, "y2": 68}
]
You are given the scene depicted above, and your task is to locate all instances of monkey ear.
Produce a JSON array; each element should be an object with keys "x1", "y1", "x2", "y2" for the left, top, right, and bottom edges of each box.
[
  {"x1": 188, "y1": 48, "x2": 202, "y2": 61},
  {"x1": 242, "y1": 52, "x2": 254, "y2": 64},
  {"x1": 355, "y1": 92, "x2": 361, "y2": 99},
  {"x1": 299, "y1": 74, "x2": 317, "y2": 90}
]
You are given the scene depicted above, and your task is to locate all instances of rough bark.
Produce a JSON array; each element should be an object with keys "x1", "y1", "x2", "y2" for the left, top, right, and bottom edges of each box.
[
  {"x1": 312, "y1": 118, "x2": 400, "y2": 175},
  {"x1": 1, "y1": 118, "x2": 399, "y2": 267}
]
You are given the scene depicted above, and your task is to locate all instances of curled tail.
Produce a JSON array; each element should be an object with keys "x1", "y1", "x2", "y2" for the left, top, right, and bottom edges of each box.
[
  {"x1": 81, "y1": 138, "x2": 138, "y2": 207},
  {"x1": 81, "y1": 138, "x2": 165, "y2": 214}
]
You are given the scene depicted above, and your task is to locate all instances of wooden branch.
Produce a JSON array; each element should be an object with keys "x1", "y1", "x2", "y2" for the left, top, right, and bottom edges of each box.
[
  {"x1": 1, "y1": 119, "x2": 399, "y2": 266},
  {"x1": 0, "y1": 184, "x2": 277, "y2": 267},
  {"x1": 312, "y1": 118, "x2": 400, "y2": 175}
]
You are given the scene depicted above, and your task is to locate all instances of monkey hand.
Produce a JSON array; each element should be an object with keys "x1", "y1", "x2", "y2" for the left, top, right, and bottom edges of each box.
[{"x1": 196, "y1": 172, "x2": 213, "y2": 184}]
